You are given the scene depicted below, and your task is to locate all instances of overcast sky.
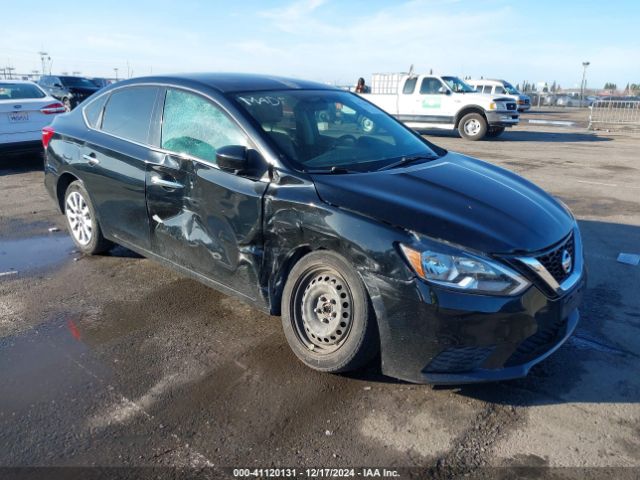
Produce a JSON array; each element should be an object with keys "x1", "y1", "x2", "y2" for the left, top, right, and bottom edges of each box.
[{"x1": 2, "y1": 0, "x2": 638, "y2": 89}]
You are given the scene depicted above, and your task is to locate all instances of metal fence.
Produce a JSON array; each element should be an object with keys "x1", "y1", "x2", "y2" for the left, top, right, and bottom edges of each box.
[{"x1": 589, "y1": 100, "x2": 640, "y2": 130}]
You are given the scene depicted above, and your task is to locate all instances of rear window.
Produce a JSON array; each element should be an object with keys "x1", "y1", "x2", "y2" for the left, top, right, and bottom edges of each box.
[
  {"x1": 60, "y1": 76, "x2": 98, "y2": 88},
  {"x1": 0, "y1": 83, "x2": 46, "y2": 100},
  {"x1": 101, "y1": 87, "x2": 158, "y2": 144},
  {"x1": 84, "y1": 94, "x2": 109, "y2": 128},
  {"x1": 403, "y1": 77, "x2": 417, "y2": 94}
]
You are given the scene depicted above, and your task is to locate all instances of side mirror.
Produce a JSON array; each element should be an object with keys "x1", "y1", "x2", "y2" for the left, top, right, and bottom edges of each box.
[
  {"x1": 216, "y1": 145, "x2": 248, "y2": 173},
  {"x1": 438, "y1": 86, "x2": 450, "y2": 95}
]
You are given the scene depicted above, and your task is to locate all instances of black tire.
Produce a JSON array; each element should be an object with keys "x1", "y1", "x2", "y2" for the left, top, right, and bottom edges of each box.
[
  {"x1": 458, "y1": 113, "x2": 487, "y2": 140},
  {"x1": 281, "y1": 251, "x2": 379, "y2": 373},
  {"x1": 486, "y1": 126, "x2": 506, "y2": 138},
  {"x1": 64, "y1": 181, "x2": 113, "y2": 255}
]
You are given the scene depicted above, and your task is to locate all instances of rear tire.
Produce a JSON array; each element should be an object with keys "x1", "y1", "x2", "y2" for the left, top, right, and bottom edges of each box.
[
  {"x1": 486, "y1": 126, "x2": 505, "y2": 138},
  {"x1": 64, "y1": 181, "x2": 113, "y2": 255},
  {"x1": 281, "y1": 251, "x2": 379, "y2": 373},
  {"x1": 458, "y1": 113, "x2": 487, "y2": 140}
]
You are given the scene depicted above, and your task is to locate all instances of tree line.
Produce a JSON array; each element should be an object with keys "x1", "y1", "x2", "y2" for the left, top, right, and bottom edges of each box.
[{"x1": 514, "y1": 81, "x2": 639, "y2": 95}]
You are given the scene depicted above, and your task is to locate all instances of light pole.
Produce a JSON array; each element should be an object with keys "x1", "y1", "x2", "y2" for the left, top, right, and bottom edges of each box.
[
  {"x1": 113, "y1": 68, "x2": 119, "y2": 81},
  {"x1": 38, "y1": 51, "x2": 49, "y2": 76},
  {"x1": 580, "y1": 61, "x2": 590, "y2": 106}
]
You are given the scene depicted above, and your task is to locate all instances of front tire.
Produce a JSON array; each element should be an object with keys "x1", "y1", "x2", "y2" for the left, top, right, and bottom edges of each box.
[
  {"x1": 281, "y1": 251, "x2": 379, "y2": 373},
  {"x1": 458, "y1": 113, "x2": 487, "y2": 140},
  {"x1": 64, "y1": 181, "x2": 112, "y2": 255}
]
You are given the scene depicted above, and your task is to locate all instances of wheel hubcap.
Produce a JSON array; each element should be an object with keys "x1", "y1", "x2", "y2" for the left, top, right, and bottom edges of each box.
[
  {"x1": 297, "y1": 270, "x2": 353, "y2": 352},
  {"x1": 65, "y1": 191, "x2": 93, "y2": 246},
  {"x1": 464, "y1": 119, "x2": 481, "y2": 136}
]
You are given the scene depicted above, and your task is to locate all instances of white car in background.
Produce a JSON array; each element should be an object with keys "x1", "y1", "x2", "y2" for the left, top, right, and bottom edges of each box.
[
  {"x1": 467, "y1": 79, "x2": 531, "y2": 112},
  {"x1": 0, "y1": 81, "x2": 65, "y2": 155}
]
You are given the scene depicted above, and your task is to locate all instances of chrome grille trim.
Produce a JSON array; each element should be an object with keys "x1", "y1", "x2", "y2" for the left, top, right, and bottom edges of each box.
[{"x1": 515, "y1": 226, "x2": 584, "y2": 295}]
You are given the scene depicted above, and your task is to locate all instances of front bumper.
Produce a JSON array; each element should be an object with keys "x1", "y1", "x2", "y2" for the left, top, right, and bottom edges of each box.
[
  {"x1": 486, "y1": 110, "x2": 519, "y2": 127},
  {"x1": 364, "y1": 269, "x2": 586, "y2": 385}
]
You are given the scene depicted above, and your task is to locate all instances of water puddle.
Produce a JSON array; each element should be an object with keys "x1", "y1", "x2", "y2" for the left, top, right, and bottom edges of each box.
[
  {"x1": 0, "y1": 316, "x2": 110, "y2": 413},
  {"x1": 0, "y1": 234, "x2": 74, "y2": 275}
]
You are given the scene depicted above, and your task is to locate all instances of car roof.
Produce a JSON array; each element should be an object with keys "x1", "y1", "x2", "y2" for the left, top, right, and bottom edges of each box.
[
  {"x1": 467, "y1": 79, "x2": 505, "y2": 85},
  {"x1": 0, "y1": 79, "x2": 40, "y2": 84},
  {"x1": 114, "y1": 73, "x2": 335, "y2": 94}
]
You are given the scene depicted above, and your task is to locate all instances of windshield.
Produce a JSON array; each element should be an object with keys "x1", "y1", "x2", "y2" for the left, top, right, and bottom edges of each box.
[
  {"x1": 441, "y1": 76, "x2": 476, "y2": 93},
  {"x1": 503, "y1": 82, "x2": 520, "y2": 95},
  {"x1": 0, "y1": 83, "x2": 45, "y2": 99},
  {"x1": 60, "y1": 76, "x2": 98, "y2": 88},
  {"x1": 234, "y1": 90, "x2": 441, "y2": 172}
]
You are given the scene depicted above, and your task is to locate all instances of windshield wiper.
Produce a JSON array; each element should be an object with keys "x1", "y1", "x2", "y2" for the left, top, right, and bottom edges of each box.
[
  {"x1": 305, "y1": 166, "x2": 358, "y2": 174},
  {"x1": 376, "y1": 154, "x2": 438, "y2": 171}
]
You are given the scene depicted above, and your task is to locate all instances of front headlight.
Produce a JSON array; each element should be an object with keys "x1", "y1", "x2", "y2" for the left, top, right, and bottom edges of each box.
[{"x1": 399, "y1": 242, "x2": 530, "y2": 296}]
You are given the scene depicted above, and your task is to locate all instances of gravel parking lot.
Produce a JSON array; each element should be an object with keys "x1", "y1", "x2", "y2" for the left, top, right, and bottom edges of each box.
[{"x1": 1, "y1": 109, "x2": 639, "y2": 478}]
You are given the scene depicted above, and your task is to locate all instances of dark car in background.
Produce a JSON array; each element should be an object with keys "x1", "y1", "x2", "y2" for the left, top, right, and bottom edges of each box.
[
  {"x1": 38, "y1": 75, "x2": 100, "y2": 111},
  {"x1": 42, "y1": 73, "x2": 585, "y2": 384},
  {"x1": 89, "y1": 77, "x2": 113, "y2": 89}
]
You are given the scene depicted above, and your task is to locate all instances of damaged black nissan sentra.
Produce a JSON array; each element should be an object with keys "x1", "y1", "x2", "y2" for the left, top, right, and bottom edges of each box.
[{"x1": 43, "y1": 74, "x2": 586, "y2": 384}]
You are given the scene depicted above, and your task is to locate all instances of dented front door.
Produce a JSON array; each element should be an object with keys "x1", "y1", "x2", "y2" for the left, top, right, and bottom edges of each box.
[{"x1": 145, "y1": 88, "x2": 268, "y2": 303}]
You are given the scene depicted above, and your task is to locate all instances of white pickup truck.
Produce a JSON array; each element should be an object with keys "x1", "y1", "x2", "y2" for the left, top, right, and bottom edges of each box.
[{"x1": 359, "y1": 73, "x2": 520, "y2": 140}]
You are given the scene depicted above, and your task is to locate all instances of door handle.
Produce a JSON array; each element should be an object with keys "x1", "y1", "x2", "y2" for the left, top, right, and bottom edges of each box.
[
  {"x1": 82, "y1": 153, "x2": 99, "y2": 165},
  {"x1": 150, "y1": 175, "x2": 183, "y2": 189}
]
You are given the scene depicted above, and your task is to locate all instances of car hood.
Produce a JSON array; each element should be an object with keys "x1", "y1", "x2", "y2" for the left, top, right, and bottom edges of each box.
[{"x1": 311, "y1": 152, "x2": 574, "y2": 254}]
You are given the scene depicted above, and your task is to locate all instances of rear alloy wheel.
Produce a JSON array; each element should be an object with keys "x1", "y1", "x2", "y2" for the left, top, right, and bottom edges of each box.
[
  {"x1": 281, "y1": 251, "x2": 378, "y2": 373},
  {"x1": 64, "y1": 181, "x2": 112, "y2": 255},
  {"x1": 486, "y1": 126, "x2": 506, "y2": 138},
  {"x1": 458, "y1": 113, "x2": 487, "y2": 140}
]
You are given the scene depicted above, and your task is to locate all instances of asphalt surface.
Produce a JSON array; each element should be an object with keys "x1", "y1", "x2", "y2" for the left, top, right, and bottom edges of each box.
[{"x1": 1, "y1": 109, "x2": 639, "y2": 478}]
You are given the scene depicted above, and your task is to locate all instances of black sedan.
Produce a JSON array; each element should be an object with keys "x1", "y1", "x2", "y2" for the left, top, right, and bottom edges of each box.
[
  {"x1": 43, "y1": 73, "x2": 586, "y2": 384},
  {"x1": 38, "y1": 75, "x2": 100, "y2": 111}
]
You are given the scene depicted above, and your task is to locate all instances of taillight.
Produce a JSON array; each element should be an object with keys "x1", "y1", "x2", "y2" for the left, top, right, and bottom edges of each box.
[
  {"x1": 42, "y1": 126, "x2": 55, "y2": 149},
  {"x1": 41, "y1": 102, "x2": 66, "y2": 115}
]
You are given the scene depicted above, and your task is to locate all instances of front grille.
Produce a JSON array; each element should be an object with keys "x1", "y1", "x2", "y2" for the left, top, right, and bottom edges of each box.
[
  {"x1": 524, "y1": 99, "x2": 530, "y2": 105},
  {"x1": 424, "y1": 346, "x2": 495, "y2": 373},
  {"x1": 536, "y1": 233, "x2": 574, "y2": 283},
  {"x1": 505, "y1": 317, "x2": 567, "y2": 366},
  {"x1": 507, "y1": 103, "x2": 517, "y2": 110}
]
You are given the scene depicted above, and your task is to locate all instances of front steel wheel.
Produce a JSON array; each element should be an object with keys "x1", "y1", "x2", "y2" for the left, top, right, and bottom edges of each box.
[
  {"x1": 282, "y1": 251, "x2": 379, "y2": 373},
  {"x1": 297, "y1": 268, "x2": 353, "y2": 352}
]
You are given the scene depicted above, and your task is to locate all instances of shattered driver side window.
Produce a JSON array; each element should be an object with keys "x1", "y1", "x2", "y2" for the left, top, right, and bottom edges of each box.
[{"x1": 161, "y1": 89, "x2": 248, "y2": 163}]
